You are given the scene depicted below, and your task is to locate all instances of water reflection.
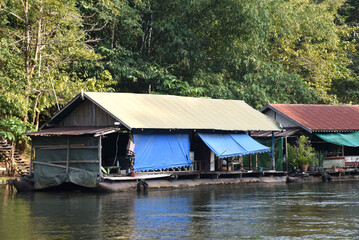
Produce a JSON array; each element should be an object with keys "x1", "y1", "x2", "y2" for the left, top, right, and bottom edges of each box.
[{"x1": 0, "y1": 181, "x2": 358, "y2": 239}]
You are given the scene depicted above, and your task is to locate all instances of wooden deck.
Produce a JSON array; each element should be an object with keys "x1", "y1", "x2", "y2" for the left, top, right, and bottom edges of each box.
[
  {"x1": 102, "y1": 173, "x2": 172, "y2": 181},
  {"x1": 102, "y1": 170, "x2": 287, "y2": 182}
]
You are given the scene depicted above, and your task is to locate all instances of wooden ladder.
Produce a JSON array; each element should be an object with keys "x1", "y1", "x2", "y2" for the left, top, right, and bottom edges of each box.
[{"x1": 0, "y1": 141, "x2": 30, "y2": 176}]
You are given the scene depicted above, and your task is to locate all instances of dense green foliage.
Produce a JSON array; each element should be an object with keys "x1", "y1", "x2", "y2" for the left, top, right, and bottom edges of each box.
[
  {"x1": 0, "y1": 0, "x2": 358, "y2": 141},
  {"x1": 0, "y1": 117, "x2": 33, "y2": 144}
]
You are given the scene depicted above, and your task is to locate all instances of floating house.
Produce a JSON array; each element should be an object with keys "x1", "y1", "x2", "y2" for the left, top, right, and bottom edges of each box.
[
  {"x1": 261, "y1": 104, "x2": 359, "y2": 169},
  {"x1": 19, "y1": 92, "x2": 282, "y2": 191}
]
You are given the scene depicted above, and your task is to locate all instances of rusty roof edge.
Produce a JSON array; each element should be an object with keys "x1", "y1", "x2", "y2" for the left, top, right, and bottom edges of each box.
[
  {"x1": 313, "y1": 129, "x2": 359, "y2": 133},
  {"x1": 27, "y1": 126, "x2": 121, "y2": 136},
  {"x1": 261, "y1": 104, "x2": 313, "y2": 134},
  {"x1": 250, "y1": 128, "x2": 300, "y2": 137}
]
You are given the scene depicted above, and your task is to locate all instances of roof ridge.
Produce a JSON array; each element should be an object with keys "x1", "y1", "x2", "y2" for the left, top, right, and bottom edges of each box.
[
  {"x1": 270, "y1": 103, "x2": 359, "y2": 107},
  {"x1": 84, "y1": 92, "x2": 245, "y2": 102}
]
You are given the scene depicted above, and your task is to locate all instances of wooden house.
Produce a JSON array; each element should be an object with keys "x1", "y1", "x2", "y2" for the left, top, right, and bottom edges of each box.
[{"x1": 261, "y1": 104, "x2": 359, "y2": 169}]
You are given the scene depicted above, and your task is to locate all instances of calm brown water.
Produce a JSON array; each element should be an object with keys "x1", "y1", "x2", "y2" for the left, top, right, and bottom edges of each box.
[{"x1": 0, "y1": 181, "x2": 358, "y2": 239}]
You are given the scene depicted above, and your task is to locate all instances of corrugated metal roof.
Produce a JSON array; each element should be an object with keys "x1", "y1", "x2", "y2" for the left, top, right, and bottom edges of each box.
[
  {"x1": 263, "y1": 104, "x2": 359, "y2": 132},
  {"x1": 250, "y1": 129, "x2": 300, "y2": 137},
  {"x1": 27, "y1": 127, "x2": 118, "y2": 136},
  {"x1": 83, "y1": 92, "x2": 281, "y2": 131}
]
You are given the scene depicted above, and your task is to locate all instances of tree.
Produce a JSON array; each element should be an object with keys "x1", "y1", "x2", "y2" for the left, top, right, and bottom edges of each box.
[{"x1": 0, "y1": 0, "x2": 114, "y2": 129}]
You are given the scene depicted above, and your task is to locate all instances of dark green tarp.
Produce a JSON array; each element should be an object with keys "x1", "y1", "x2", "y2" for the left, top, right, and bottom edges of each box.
[
  {"x1": 316, "y1": 132, "x2": 359, "y2": 147},
  {"x1": 33, "y1": 136, "x2": 99, "y2": 189}
]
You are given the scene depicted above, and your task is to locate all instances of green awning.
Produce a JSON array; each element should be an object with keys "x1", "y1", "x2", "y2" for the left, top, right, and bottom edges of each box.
[{"x1": 316, "y1": 132, "x2": 359, "y2": 147}]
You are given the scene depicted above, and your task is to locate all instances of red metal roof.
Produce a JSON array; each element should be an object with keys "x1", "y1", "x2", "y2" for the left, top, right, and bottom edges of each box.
[
  {"x1": 266, "y1": 104, "x2": 359, "y2": 132},
  {"x1": 27, "y1": 127, "x2": 118, "y2": 136}
]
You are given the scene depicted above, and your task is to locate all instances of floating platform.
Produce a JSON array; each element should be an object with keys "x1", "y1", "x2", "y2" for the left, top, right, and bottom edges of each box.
[{"x1": 11, "y1": 169, "x2": 359, "y2": 192}]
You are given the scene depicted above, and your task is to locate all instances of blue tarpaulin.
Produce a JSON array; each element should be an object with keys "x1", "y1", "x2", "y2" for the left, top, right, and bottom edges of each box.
[
  {"x1": 198, "y1": 133, "x2": 270, "y2": 158},
  {"x1": 133, "y1": 132, "x2": 191, "y2": 171},
  {"x1": 198, "y1": 133, "x2": 247, "y2": 158},
  {"x1": 231, "y1": 134, "x2": 270, "y2": 154}
]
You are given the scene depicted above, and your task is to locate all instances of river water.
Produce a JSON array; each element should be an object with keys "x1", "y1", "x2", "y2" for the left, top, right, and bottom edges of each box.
[{"x1": 0, "y1": 181, "x2": 358, "y2": 240}]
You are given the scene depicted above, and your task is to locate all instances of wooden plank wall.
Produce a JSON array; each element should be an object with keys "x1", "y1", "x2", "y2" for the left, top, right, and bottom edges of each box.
[{"x1": 61, "y1": 100, "x2": 116, "y2": 126}]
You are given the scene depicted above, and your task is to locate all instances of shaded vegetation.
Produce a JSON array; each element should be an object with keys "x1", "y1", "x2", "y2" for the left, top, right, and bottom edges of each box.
[{"x1": 0, "y1": 0, "x2": 358, "y2": 143}]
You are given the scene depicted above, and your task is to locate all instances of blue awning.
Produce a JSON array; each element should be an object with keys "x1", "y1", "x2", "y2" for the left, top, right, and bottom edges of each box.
[
  {"x1": 231, "y1": 134, "x2": 270, "y2": 154},
  {"x1": 198, "y1": 133, "x2": 247, "y2": 158},
  {"x1": 198, "y1": 133, "x2": 270, "y2": 159},
  {"x1": 133, "y1": 132, "x2": 191, "y2": 171}
]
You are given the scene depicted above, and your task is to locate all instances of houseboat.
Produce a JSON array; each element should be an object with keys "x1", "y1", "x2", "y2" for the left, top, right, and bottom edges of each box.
[{"x1": 14, "y1": 92, "x2": 283, "y2": 192}]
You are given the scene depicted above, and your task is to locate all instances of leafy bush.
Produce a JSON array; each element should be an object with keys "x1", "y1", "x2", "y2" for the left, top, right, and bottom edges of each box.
[
  {"x1": 287, "y1": 143, "x2": 298, "y2": 170},
  {"x1": 288, "y1": 136, "x2": 317, "y2": 169},
  {"x1": 0, "y1": 117, "x2": 34, "y2": 144}
]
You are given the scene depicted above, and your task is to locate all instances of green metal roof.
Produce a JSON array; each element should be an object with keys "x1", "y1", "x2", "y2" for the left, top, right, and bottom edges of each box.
[{"x1": 83, "y1": 92, "x2": 281, "y2": 131}]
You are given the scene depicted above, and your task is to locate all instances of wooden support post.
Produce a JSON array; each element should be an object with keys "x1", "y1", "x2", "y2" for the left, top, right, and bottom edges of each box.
[
  {"x1": 271, "y1": 132, "x2": 275, "y2": 170},
  {"x1": 285, "y1": 136, "x2": 288, "y2": 173},
  {"x1": 255, "y1": 154, "x2": 258, "y2": 168},
  {"x1": 29, "y1": 138, "x2": 34, "y2": 176},
  {"x1": 249, "y1": 131, "x2": 252, "y2": 169},
  {"x1": 249, "y1": 154, "x2": 252, "y2": 169},
  {"x1": 342, "y1": 145, "x2": 345, "y2": 157},
  {"x1": 66, "y1": 136, "x2": 70, "y2": 175},
  {"x1": 98, "y1": 135, "x2": 102, "y2": 178}
]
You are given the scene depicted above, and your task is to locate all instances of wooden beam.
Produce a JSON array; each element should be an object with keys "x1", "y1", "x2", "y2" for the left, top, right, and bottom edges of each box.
[
  {"x1": 50, "y1": 160, "x2": 99, "y2": 164},
  {"x1": 33, "y1": 161, "x2": 83, "y2": 171},
  {"x1": 35, "y1": 144, "x2": 98, "y2": 150}
]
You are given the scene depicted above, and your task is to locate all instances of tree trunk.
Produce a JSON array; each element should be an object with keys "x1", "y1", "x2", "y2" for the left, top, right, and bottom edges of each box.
[
  {"x1": 31, "y1": 92, "x2": 41, "y2": 126},
  {"x1": 24, "y1": 0, "x2": 30, "y2": 122},
  {"x1": 24, "y1": 0, "x2": 43, "y2": 123}
]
